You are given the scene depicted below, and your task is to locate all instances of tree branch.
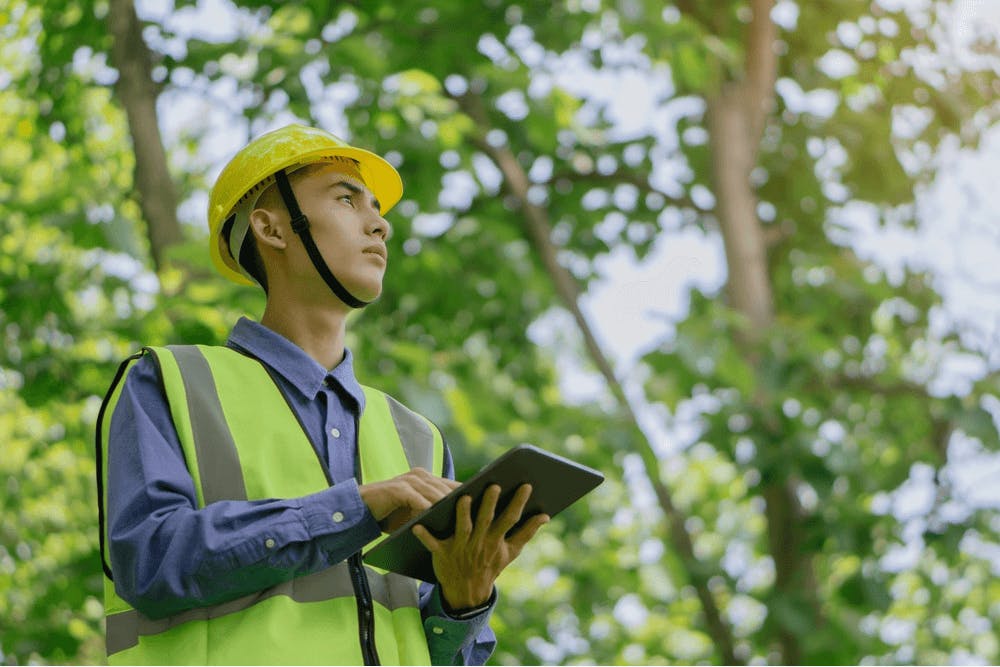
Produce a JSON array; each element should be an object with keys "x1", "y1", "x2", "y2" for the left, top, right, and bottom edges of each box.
[
  {"x1": 550, "y1": 170, "x2": 708, "y2": 213},
  {"x1": 829, "y1": 373, "x2": 958, "y2": 463},
  {"x1": 829, "y1": 374, "x2": 933, "y2": 398},
  {"x1": 674, "y1": 0, "x2": 722, "y2": 36},
  {"x1": 763, "y1": 223, "x2": 793, "y2": 248},
  {"x1": 108, "y1": 0, "x2": 183, "y2": 272}
]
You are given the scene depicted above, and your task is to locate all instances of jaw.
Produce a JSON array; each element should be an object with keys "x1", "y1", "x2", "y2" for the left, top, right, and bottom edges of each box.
[
  {"x1": 345, "y1": 257, "x2": 387, "y2": 303},
  {"x1": 323, "y1": 269, "x2": 385, "y2": 307}
]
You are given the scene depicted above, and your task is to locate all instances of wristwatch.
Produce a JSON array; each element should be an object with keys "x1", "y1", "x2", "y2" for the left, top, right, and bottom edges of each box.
[{"x1": 443, "y1": 588, "x2": 496, "y2": 620}]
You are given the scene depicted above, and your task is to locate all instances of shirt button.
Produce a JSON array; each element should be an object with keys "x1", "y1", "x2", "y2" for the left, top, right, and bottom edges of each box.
[
  {"x1": 332, "y1": 511, "x2": 345, "y2": 523},
  {"x1": 432, "y1": 627, "x2": 444, "y2": 635},
  {"x1": 265, "y1": 538, "x2": 276, "y2": 549},
  {"x1": 330, "y1": 427, "x2": 341, "y2": 438}
]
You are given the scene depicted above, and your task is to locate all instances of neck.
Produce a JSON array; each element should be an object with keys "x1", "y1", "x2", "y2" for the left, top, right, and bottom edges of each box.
[{"x1": 259, "y1": 297, "x2": 350, "y2": 371}]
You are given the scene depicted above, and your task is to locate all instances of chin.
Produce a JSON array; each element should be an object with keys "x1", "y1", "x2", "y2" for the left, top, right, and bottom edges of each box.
[{"x1": 352, "y1": 281, "x2": 384, "y2": 303}]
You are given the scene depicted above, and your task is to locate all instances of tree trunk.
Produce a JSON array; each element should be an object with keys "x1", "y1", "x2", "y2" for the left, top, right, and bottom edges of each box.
[
  {"x1": 107, "y1": 0, "x2": 182, "y2": 271},
  {"x1": 706, "y1": 85, "x2": 774, "y2": 333},
  {"x1": 702, "y1": 0, "x2": 823, "y2": 662}
]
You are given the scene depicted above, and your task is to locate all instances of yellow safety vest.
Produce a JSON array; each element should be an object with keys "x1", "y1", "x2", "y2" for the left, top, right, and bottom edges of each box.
[{"x1": 97, "y1": 345, "x2": 444, "y2": 665}]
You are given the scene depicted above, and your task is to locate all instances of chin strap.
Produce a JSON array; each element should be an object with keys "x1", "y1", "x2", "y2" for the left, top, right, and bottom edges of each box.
[{"x1": 273, "y1": 169, "x2": 370, "y2": 309}]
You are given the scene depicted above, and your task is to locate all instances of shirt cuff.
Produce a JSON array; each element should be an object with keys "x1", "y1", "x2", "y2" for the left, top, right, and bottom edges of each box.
[
  {"x1": 301, "y1": 479, "x2": 381, "y2": 542},
  {"x1": 423, "y1": 585, "x2": 495, "y2": 663}
]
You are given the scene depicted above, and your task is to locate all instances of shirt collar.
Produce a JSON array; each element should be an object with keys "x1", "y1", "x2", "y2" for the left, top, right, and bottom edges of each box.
[{"x1": 226, "y1": 317, "x2": 366, "y2": 409}]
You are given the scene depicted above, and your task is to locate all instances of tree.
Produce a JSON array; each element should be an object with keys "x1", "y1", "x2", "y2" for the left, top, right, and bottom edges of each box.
[{"x1": 5, "y1": 0, "x2": 1000, "y2": 664}]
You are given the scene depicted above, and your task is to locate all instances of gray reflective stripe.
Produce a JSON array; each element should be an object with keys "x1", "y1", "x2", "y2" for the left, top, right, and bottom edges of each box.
[
  {"x1": 106, "y1": 562, "x2": 418, "y2": 655},
  {"x1": 369, "y1": 568, "x2": 421, "y2": 611},
  {"x1": 106, "y1": 607, "x2": 139, "y2": 656},
  {"x1": 385, "y1": 395, "x2": 435, "y2": 472},
  {"x1": 167, "y1": 345, "x2": 248, "y2": 504}
]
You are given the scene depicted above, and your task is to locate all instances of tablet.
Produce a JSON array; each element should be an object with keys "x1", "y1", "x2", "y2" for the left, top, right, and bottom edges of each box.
[{"x1": 363, "y1": 444, "x2": 605, "y2": 582}]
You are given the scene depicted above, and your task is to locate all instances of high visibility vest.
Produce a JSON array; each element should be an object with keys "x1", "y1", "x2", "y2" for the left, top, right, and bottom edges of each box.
[{"x1": 96, "y1": 345, "x2": 445, "y2": 665}]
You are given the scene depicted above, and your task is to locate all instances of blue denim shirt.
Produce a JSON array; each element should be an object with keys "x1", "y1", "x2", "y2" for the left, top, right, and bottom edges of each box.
[{"x1": 106, "y1": 317, "x2": 496, "y2": 664}]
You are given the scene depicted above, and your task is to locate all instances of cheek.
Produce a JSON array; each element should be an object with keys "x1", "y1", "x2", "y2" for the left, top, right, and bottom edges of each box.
[{"x1": 308, "y1": 215, "x2": 351, "y2": 250}]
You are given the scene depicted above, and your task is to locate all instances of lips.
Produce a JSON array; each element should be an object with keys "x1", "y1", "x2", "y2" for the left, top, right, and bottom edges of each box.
[{"x1": 363, "y1": 244, "x2": 387, "y2": 261}]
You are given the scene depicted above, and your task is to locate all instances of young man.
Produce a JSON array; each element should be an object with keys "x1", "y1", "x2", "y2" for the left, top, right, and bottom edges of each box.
[{"x1": 97, "y1": 124, "x2": 549, "y2": 665}]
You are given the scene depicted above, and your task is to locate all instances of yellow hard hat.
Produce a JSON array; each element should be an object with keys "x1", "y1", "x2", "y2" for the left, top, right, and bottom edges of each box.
[{"x1": 208, "y1": 124, "x2": 403, "y2": 285}]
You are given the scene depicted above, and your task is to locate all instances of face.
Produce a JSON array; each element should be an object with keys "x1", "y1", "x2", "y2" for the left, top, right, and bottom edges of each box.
[{"x1": 265, "y1": 163, "x2": 392, "y2": 304}]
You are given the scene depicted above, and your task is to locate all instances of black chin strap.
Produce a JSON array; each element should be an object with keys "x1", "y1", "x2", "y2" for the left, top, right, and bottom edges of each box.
[{"x1": 273, "y1": 169, "x2": 370, "y2": 309}]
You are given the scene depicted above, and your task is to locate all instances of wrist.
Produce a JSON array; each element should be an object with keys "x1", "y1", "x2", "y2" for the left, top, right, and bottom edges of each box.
[
  {"x1": 441, "y1": 583, "x2": 493, "y2": 613},
  {"x1": 441, "y1": 586, "x2": 495, "y2": 619}
]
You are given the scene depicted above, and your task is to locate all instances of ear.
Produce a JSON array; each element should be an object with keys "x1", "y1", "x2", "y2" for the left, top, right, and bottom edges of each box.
[{"x1": 249, "y1": 207, "x2": 287, "y2": 251}]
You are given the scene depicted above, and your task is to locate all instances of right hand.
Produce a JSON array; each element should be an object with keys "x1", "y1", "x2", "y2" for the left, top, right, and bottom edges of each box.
[{"x1": 359, "y1": 468, "x2": 460, "y2": 533}]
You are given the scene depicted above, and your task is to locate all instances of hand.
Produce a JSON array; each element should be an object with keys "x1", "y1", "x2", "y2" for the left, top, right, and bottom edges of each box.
[
  {"x1": 412, "y1": 483, "x2": 549, "y2": 611},
  {"x1": 359, "y1": 468, "x2": 460, "y2": 533}
]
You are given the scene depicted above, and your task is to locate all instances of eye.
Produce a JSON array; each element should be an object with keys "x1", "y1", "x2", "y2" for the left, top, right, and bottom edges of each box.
[{"x1": 338, "y1": 194, "x2": 355, "y2": 207}]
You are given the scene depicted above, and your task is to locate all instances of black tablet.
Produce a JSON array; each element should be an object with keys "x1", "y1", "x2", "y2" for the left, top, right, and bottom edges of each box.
[{"x1": 363, "y1": 444, "x2": 605, "y2": 582}]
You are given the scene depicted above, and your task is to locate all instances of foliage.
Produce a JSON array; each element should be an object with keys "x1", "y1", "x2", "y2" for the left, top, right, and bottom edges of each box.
[{"x1": 2, "y1": 0, "x2": 999, "y2": 664}]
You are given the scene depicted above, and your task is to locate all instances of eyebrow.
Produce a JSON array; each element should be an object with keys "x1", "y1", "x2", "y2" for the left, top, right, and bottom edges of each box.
[{"x1": 331, "y1": 180, "x2": 381, "y2": 212}]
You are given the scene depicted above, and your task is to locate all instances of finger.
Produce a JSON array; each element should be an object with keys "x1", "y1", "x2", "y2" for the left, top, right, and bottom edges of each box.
[
  {"x1": 429, "y1": 475, "x2": 461, "y2": 498},
  {"x1": 454, "y1": 495, "x2": 474, "y2": 542},
  {"x1": 412, "y1": 524, "x2": 443, "y2": 552},
  {"x1": 403, "y1": 474, "x2": 454, "y2": 506},
  {"x1": 493, "y1": 483, "x2": 533, "y2": 537},
  {"x1": 505, "y1": 514, "x2": 550, "y2": 557},
  {"x1": 472, "y1": 484, "x2": 501, "y2": 541},
  {"x1": 399, "y1": 486, "x2": 434, "y2": 514},
  {"x1": 410, "y1": 468, "x2": 461, "y2": 492},
  {"x1": 421, "y1": 470, "x2": 461, "y2": 496}
]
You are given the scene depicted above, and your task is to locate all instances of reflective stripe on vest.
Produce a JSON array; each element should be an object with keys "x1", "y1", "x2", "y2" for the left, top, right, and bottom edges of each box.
[
  {"x1": 105, "y1": 563, "x2": 420, "y2": 655},
  {"x1": 99, "y1": 345, "x2": 444, "y2": 665}
]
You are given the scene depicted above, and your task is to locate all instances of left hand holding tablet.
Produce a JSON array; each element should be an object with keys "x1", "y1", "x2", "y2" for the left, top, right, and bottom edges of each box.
[{"x1": 412, "y1": 483, "x2": 550, "y2": 610}]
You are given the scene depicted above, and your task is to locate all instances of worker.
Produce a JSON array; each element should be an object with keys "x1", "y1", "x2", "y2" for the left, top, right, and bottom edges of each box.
[{"x1": 96, "y1": 124, "x2": 550, "y2": 665}]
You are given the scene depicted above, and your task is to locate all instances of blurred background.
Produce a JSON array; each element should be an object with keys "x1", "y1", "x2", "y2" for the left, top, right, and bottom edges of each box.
[{"x1": 2, "y1": 0, "x2": 999, "y2": 664}]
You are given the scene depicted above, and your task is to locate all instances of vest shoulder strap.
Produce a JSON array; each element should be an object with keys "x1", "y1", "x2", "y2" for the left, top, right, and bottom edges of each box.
[
  {"x1": 155, "y1": 345, "x2": 332, "y2": 503},
  {"x1": 359, "y1": 384, "x2": 446, "y2": 477}
]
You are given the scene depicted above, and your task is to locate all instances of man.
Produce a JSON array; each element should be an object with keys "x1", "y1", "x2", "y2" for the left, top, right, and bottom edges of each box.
[{"x1": 97, "y1": 124, "x2": 549, "y2": 665}]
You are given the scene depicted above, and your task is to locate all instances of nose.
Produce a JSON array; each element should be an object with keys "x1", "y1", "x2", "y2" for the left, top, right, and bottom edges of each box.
[{"x1": 366, "y1": 210, "x2": 392, "y2": 241}]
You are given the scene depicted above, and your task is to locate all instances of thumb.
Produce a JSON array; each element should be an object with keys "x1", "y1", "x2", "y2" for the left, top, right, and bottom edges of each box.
[{"x1": 412, "y1": 524, "x2": 443, "y2": 552}]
